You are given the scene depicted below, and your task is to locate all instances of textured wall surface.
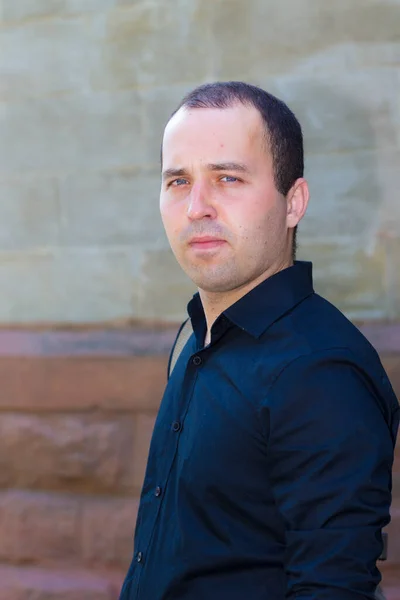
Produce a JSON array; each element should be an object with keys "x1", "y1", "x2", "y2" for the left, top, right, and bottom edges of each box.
[
  {"x1": 0, "y1": 0, "x2": 399, "y2": 324},
  {"x1": 0, "y1": 3, "x2": 399, "y2": 597}
]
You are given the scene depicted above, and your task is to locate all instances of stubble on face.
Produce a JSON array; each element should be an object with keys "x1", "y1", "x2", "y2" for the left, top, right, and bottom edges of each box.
[
  {"x1": 184, "y1": 202, "x2": 285, "y2": 294},
  {"x1": 160, "y1": 104, "x2": 289, "y2": 298}
]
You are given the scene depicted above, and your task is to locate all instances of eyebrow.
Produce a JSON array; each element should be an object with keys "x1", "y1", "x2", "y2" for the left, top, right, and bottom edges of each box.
[
  {"x1": 162, "y1": 167, "x2": 188, "y2": 181},
  {"x1": 207, "y1": 162, "x2": 250, "y2": 173},
  {"x1": 162, "y1": 162, "x2": 250, "y2": 181}
]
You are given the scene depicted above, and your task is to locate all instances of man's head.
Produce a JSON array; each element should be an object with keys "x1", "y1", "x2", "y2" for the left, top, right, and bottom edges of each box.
[{"x1": 160, "y1": 81, "x2": 309, "y2": 294}]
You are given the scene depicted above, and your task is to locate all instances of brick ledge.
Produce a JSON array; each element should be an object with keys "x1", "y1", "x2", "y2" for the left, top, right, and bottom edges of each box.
[
  {"x1": 0, "y1": 322, "x2": 397, "y2": 357},
  {"x1": 0, "y1": 563, "x2": 123, "y2": 599}
]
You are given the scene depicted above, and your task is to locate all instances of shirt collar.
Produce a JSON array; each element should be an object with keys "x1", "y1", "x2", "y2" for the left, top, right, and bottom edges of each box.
[{"x1": 187, "y1": 261, "x2": 314, "y2": 339}]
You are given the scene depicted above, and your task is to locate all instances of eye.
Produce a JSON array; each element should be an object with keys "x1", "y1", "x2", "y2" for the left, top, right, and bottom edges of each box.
[
  {"x1": 220, "y1": 175, "x2": 239, "y2": 183},
  {"x1": 170, "y1": 178, "x2": 189, "y2": 187}
]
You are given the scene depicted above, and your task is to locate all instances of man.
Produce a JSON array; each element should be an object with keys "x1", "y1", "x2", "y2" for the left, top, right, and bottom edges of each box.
[{"x1": 120, "y1": 82, "x2": 399, "y2": 599}]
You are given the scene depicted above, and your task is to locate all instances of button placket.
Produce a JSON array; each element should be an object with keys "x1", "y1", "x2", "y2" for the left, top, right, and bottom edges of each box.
[{"x1": 132, "y1": 342, "x2": 203, "y2": 597}]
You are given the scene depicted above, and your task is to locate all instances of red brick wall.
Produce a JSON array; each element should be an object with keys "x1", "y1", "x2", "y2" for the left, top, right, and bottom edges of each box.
[
  {"x1": 0, "y1": 328, "x2": 170, "y2": 599},
  {"x1": 0, "y1": 325, "x2": 398, "y2": 600}
]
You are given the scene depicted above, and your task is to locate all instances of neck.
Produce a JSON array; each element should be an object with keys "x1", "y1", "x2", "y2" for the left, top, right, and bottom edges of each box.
[{"x1": 200, "y1": 258, "x2": 293, "y2": 345}]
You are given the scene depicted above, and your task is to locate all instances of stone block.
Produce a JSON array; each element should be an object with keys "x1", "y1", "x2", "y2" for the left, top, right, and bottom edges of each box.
[
  {"x1": 210, "y1": 0, "x2": 400, "y2": 79},
  {"x1": 380, "y1": 577, "x2": 400, "y2": 600},
  {"x1": 210, "y1": 0, "x2": 311, "y2": 78},
  {"x1": 0, "y1": 413, "x2": 135, "y2": 492},
  {"x1": 301, "y1": 150, "x2": 397, "y2": 240},
  {"x1": 382, "y1": 236, "x2": 400, "y2": 320},
  {"x1": 376, "y1": 153, "x2": 400, "y2": 239},
  {"x1": 141, "y1": 84, "x2": 198, "y2": 164},
  {"x1": 0, "y1": 490, "x2": 139, "y2": 568},
  {"x1": 0, "y1": 251, "x2": 57, "y2": 323},
  {"x1": 0, "y1": 176, "x2": 59, "y2": 249},
  {"x1": 0, "y1": 564, "x2": 116, "y2": 600},
  {"x1": 132, "y1": 412, "x2": 156, "y2": 489},
  {"x1": 381, "y1": 355, "x2": 400, "y2": 401},
  {"x1": 0, "y1": 16, "x2": 103, "y2": 101},
  {"x1": 0, "y1": 248, "x2": 139, "y2": 322},
  {"x1": 0, "y1": 355, "x2": 167, "y2": 412},
  {"x1": 0, "y1": 90, "x2": 144, "y2": 174},
  {"x1": 135, "y1": 247, "x2": 196, "y2": 322},
  {"x1": 386, "y1": 508, "x2": 400, "y2": 568},
  {"x1": 58, "y1": 169, "x2": 165, "y2": 247},
  {"x1": 297, "y1": 238, "x2": 387, "y2": 321},
  {"x1": 395, "y1": 453, "x2": 400, "y2": 478},
  {"x1": 289, "y1": 42, "x2": 400, "y2": 74},
  {"x1": 91, "y1": 3, "x2": 214, "y2": 91},
  {"x1": 276, "y1": 69, "x2": 398, "y2": 155},
  {"x1": 81, "y1": 496, "x2": 139, "y2": 568},
  {"x1": 0, "y1": 0, "x2": 137, "y2": 22},
  {"x1": 0, "y1": 490, "x2": 79, "y2": 563}
]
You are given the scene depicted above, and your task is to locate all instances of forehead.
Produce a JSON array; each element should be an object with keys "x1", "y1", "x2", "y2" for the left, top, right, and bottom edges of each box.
[{"x1": 162, "y1": 104, "x2": 268, "y2": 166}]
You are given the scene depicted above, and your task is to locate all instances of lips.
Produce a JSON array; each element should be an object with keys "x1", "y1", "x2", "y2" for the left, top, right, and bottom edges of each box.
[
  {"x1": 189, "y1": 237, "x2": 226, "y2": 250},
  {"x1": 189, "y1": 236, "x2": 224, "y2": 243}
]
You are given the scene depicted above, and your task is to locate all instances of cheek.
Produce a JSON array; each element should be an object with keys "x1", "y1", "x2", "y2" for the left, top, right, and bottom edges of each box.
[
  {"x1": 234, "y1": 198, "x2": 284, "y2": 245},
  {"x1": 235, "y1": 196, "x2": 271, "y2": 228},
  {"x1": 253, "y1": 193, "x2": 285, "y2": 224},
  {"x1": 160, "y1": 203, "x2": 183, "y2": 244}
]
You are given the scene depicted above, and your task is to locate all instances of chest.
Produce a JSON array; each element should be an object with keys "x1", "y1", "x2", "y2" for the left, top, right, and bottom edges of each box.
[{"x1": 148, "y1": 361, "x2": 271, "y2": 501}]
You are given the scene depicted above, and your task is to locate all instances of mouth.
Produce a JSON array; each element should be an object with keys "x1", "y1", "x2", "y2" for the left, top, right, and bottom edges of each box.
[{"x1": 188, "y1": 237, "x2": 227, "y2": 250}]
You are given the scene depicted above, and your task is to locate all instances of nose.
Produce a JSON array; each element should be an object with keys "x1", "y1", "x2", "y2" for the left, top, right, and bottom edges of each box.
[{"x1": 187, "y1": 181, "x2": 217, "y2": 221}]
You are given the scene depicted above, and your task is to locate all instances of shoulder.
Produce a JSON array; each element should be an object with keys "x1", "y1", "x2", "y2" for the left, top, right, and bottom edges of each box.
[
  {"x1": 267, "y1": 345, "x2": 398, "y2": 446},
  {"x1": 262, "y1": 291, "x2": 384, "y2": 386},
  {"x1": 290, "y1": 292, "x2": 379, "y2": 356}
]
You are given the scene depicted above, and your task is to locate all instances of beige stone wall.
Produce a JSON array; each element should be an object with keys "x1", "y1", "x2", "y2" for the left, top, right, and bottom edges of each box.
[{"x1": 1, "y1": 0, "x2": 399, "y2": 324}]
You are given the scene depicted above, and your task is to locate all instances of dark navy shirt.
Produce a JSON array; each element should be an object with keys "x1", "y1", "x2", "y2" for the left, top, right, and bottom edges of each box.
[{"x1": 120, "y1": 261, "x2": 399, "y2": 600}]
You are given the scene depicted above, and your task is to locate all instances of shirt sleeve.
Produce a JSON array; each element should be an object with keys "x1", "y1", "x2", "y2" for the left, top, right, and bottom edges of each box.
[{"x1": 265, "y1": 348, "x2": 396, "y2": 600}]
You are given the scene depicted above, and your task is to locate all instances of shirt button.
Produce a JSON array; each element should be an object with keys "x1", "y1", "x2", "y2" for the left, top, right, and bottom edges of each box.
[
  {"x1": 172, "y1": 421, "x2": 182, "y2": 432},
  {"x1": 137, "y1": 551, "x2": 143, "y2": 563},
  {"x1": 192, "y1": 355, "x2": 202, "y2": 366},
  {"x1": 155, "y1": 486, "x2": 162, "y2": 497}
]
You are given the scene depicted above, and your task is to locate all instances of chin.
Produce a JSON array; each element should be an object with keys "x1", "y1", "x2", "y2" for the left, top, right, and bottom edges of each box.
[
  {"x1": 190, "y1": 274, "x2": 238, "y2": 294},
  {"x1": 197, "y1": 283, "x2": 230, "y2": 293},
  {"x1": 181, "y1": 261, "x2": 243, "y2": 293}
]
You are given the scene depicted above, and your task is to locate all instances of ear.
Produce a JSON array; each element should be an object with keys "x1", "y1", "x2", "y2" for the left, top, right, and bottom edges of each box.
[{"x1": 286, "y1": 178, "x2": 310, "y2": 229}]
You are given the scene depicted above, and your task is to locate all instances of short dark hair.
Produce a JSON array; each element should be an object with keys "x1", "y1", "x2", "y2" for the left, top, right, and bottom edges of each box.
[{"x1": 166, "y1": 81, "x2": 304, "y2": 259}]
